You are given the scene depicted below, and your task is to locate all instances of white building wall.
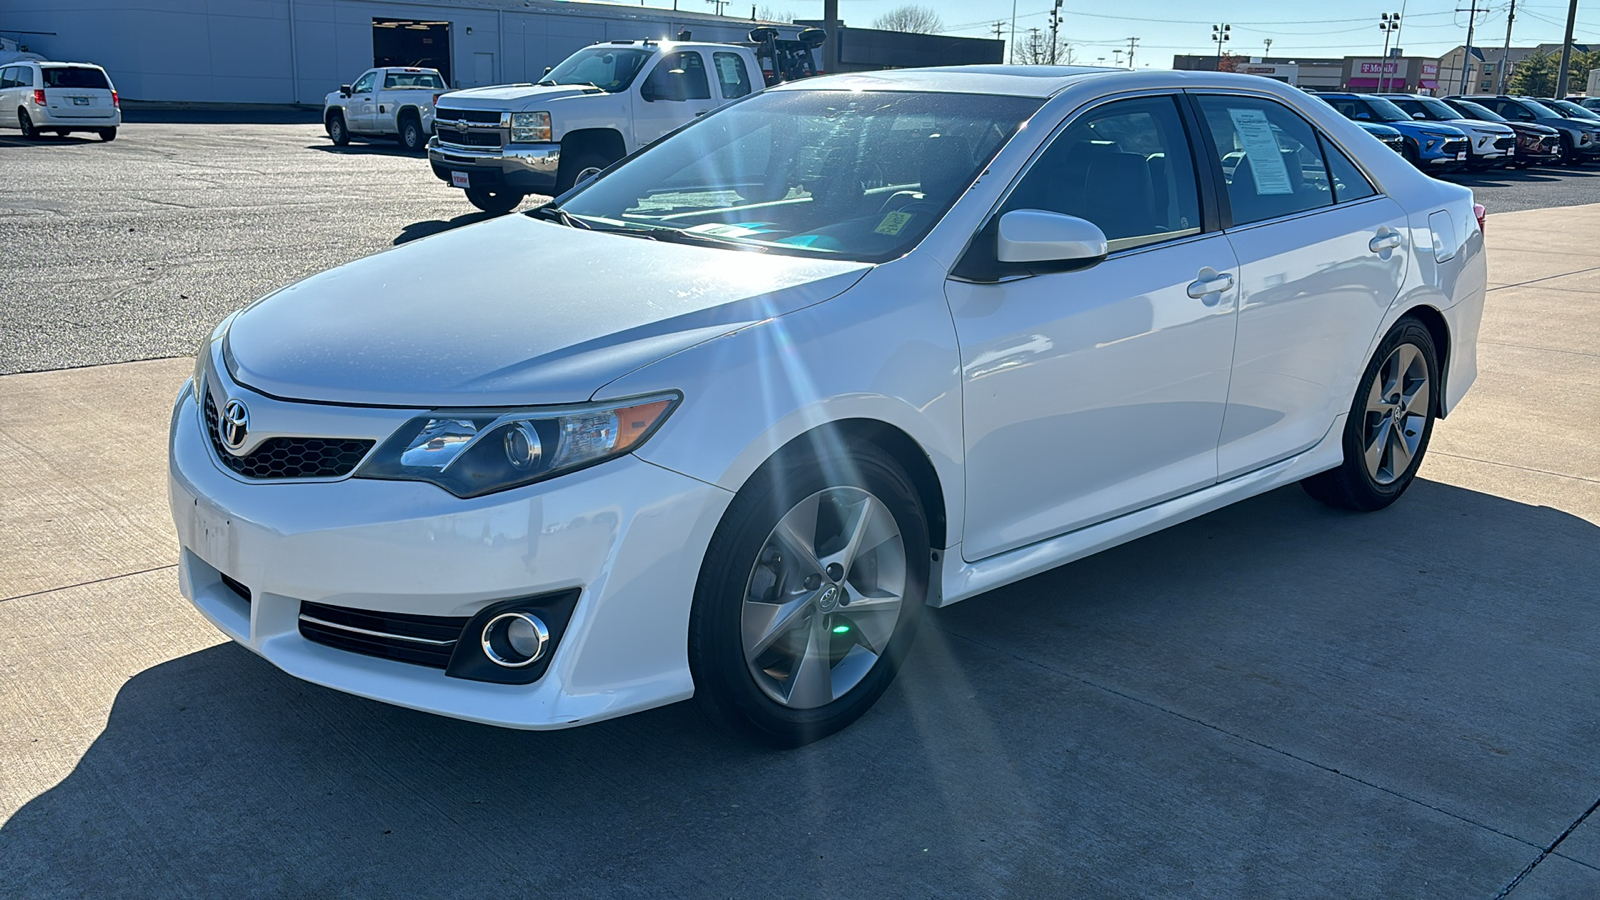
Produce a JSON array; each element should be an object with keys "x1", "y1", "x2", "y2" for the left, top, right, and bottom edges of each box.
[{"x1": 2, "y1": 0, "x2": 771, "y2": 104}]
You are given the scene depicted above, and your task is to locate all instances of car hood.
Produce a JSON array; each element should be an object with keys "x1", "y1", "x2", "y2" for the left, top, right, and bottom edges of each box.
[
  {"x1": 224, "y1": 215, "x2": 871, "y2": 407},
  {"x1": 1506, "y1": 121, "x2": 1560, "y2": 135},
  {"x1": 1450, "y1": 119, "x2": 1514, "y2": 135},
  {"x1": 437, "y1": 84, "x2": 607, "y2": 108}
]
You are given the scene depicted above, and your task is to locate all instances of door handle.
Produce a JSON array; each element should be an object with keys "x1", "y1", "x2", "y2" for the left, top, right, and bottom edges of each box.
[
  {"x1": 1187, "y1": 270, "x2": 1235, "y2": 300},
  {"x1": 1369, "y1": 231, "x2": 1402, "y2": 253}
]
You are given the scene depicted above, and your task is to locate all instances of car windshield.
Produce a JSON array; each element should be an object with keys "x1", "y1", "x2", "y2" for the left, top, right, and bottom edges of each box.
[
  {"x1": 541, "y1": 47, "x2": 653, "y2": 92},
  {"x1": 551, "y1": 90, "x2": 1043, "y2": 263},
  {"x1": 1362, "y1": 96, "x2": 1414, "y2": 123},
  {"x1": 41, "y1": 66, "x2": 110, "y2": 89},
  {"x1": 1450, "y1": 99, "x2": 1507, "y2": 122},
  {"x1": 1398, "y1": 96, "x2": 1462, "y2": 120},
  {"x1": 386, "y1": 71, "x2": 445, "y2": 89},
  {"x1": 1544, "y1": 99, "x2": 1600, "y2": 120},
  {"x1": 1518, "y1": 99, "x2": 1561, "y2": 118}
]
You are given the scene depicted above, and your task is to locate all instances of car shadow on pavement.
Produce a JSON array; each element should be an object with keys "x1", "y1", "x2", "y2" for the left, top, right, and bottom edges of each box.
[
  {"x1": 1449, "y1": 166, "x2": 1600, "y2": 187},
  {"x1": 395, "y1": 211, "x2": 498, "y2": 244},
  {"x1": 3, "y1": 480, "x2": 1598, "y2": 896},
  {"x1": 305, "y1": 142, "x2": 424, "y2": 159},
  {"x1": 0, "y1": 134, "x2": 106, "y2": 149}
]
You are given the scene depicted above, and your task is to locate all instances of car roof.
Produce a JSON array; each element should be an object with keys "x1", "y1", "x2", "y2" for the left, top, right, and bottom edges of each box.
[
  {"x1": 33, "y1": 61, "x2": 107, "y2": 69},
  {"x1": 768, "y1": 66, "x2": 1308, "y2": 99}
]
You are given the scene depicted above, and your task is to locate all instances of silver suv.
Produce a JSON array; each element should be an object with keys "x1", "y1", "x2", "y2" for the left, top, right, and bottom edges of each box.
[{"x1": 0, "y1": 60, "x2": 121, "y2": 141}]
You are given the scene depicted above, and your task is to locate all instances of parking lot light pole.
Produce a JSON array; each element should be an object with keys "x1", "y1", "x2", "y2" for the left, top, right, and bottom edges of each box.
[
  {"x1": 1378, "y1": 14, "x2": 1401, "y2": 92},
  {"x1": 1555, "y1": 0, "x2": 1579, "y2": 97},
  {"x1": 1212, "y1": 23, "x2": 1230, "y2": 69}
]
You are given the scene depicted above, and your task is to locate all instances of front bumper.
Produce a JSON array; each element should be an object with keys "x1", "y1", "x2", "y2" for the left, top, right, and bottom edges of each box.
[
  {"x1": 428, "y1": 138, "x2": 560, "y2": 193},
  {"x1": 168, "y1": 373, "x2": 733, "y2": 730}
]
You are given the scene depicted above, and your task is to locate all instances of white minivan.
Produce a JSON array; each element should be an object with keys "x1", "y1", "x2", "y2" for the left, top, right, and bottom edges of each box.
[{"x1": 0, "y1": 61, "x2": 121, "y2": 141}]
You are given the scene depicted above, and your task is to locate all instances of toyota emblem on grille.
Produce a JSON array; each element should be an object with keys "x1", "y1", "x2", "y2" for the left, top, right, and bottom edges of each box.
[{"x1": 220, "y1": 399, "x2": 250, "y2": 453}]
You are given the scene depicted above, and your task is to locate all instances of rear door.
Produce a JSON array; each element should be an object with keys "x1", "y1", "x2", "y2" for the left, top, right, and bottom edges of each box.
[
  {"x1": 1190, "y1": 93, "x2": 1409, "y2": 478},
  {"x1": 40, "y1": 65, "x2": 115, "y2": 120},
  {"x1": 0, "y1": 68, "x2": 17, "y2": 127}
]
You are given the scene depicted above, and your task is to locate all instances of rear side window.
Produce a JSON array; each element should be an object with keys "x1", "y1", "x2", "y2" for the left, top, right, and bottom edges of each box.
[
  {"x1": 41, "y1": 66, "x2": 110, "y2": 89},
  {"x1": 1003, "y1": 95, "x2": 1203, "y2": 251},
  {"x1": 644, "y1": 51, "x2": 711, "y2": 101},
  {"x1": 712, "y1": 52, "x2": 752, "y2": 100},
  {"x1": 1195, "y1": 95, "x2": 1338, "y2": 226},
  {"x1": 1319, "y1": 135, "x2": 1377, "y2": 203}
]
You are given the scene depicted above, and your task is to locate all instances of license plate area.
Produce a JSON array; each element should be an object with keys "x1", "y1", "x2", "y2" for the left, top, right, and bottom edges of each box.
[
  {"x1": 1455, "y1": 150, "x2": 1467, "y2": 161},
  {"x1": 73, "y1": 96, "x2": 90, "y2": 106},
  {"x1": 451, "y1": 171, "x2": 471, "y2": 188}
]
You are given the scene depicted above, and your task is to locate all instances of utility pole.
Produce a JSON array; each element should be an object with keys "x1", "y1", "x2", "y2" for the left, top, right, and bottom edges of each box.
[
  {"x1": 1498, "y1": 0, "x2": 1517, "y2": 93},
  {"x1": 1048, "y1": 0, "x2": 1064, "y2": 65},
  {"x1": 1263, "y1": 37, "x2": 1273, "y2": 58},
  {"x1": 822, "y1": 0, "x2": 839, "y2": 75},
  {"x1": 1009, "y1": 0, "x2": 1019, "y2": 64},
  {"x1": 1458, "y1": 0, "x2": 1480, "y2": 94},
  {"x1": 1555, "y1": 0, "x2": 1579, "y2": 96},
  {"x1": 1379, "y1": 13, "x2": 1401, "y2": 92},
  {"x1": 1126, "y1": 36, "x2": 1139, "y2": 69},
  {"x1": 1028, "y1": 27, "x2": 1041, "y2": 65},
  {"x1": 1212, "y1": 23, "x2": 1231, "y2": 70}
]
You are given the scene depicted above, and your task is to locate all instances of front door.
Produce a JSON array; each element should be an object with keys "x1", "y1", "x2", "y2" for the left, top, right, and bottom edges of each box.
[
  {"x1": 950, "y1": 95, "x2": 1241, "y2": 561},
  {"x1": 1189, "y1": 94, "x2": 1409, "y2": 478},
  {"x1": 347, "y1": 70, "x2": 378, "y2": 132},
  {"x1": 633, "y1": 51, "x2": 720, "y2": 148}
]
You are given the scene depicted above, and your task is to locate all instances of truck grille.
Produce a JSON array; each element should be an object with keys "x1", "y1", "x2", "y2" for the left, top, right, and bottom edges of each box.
[
  {"x1": 204, "y1": 393, "x2": 373, "y2": 480},
  {"x1": 299, "y1": 601, "x2": 469, "y2": 669},
  {"x1": 436, "y1": 127, "x2": 502, "y2": 148},
  {"x1": 435, "y1": 107, "x2": 501, "y2": 124}
]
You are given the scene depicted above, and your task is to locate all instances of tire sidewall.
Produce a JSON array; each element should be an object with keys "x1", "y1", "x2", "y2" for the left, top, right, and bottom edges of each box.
[
  {"x1": 400, "y1": 114, "x2": 423, "y2": 152},
  {"x1": 1340, "y1": 319, "x2": 1440, "y2": 505},
  {"x1": 328, "y1": 114, "x2": 347, "y2": 145},
  {"x1": 19, "y1": 110, "x2": 37, "y2": 139},
  {"x1": 690, "y1": 443, "x2": 929, "y2": 747}
]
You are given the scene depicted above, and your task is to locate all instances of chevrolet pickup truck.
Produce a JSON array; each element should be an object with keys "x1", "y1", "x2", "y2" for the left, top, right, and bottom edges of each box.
[
  {"x1": 427, "y1": 39, "x2": 769, "y2": 213},
  {"x1": 324, "y1": 66, "x2": 448, "y2": 154}
]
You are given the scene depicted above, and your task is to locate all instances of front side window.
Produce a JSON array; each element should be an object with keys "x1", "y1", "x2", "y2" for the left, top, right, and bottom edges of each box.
[
  {"x1": 712, "y1": 51, "x2": 752, "y2": 100},
  {"x1": 1196, "y1": 95, "x2": 1337, "y2": 226},
  {"x1": 554, "y1": 90, "x2": 1042, "y2": 262},
  {"x1": 351, "y1": 72, "x2": 376, "y2": 94},
  {"x1": 41, "y1": 66, "x2": 111, "y2": 90},
  {"x1": 542, "y1": 47, "x2": 652, "y2": 93},
  {"x1": 643, "y1": 51, "x2": 711, "y2": 101},
  {"x1": 1002, "y1": 95, "x2": 1202, "y2": 252}
]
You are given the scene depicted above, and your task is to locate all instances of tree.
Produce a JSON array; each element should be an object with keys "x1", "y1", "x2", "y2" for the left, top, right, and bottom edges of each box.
[
  {"x1": 1507, "y1": 48, "x2": 1600, "y2": 96},
  {"x1": 756, "y1": 5, "x2": 796, "y2": 23},
  {"x1": 1216, "y1": 53, "x2": 1241, "y2": 73},
  {"x1": 873, "y1": 4, "x2": 944, "y2": 34},
  {"x1": 1015, "y1": 28, "x2": 1072, "y2": 64}
]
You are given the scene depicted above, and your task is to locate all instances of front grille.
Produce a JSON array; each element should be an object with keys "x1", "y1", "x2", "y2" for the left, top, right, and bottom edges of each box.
[
  {"x1": 436, "y1": 127, "x2": 502, "y2": 148},
  {"x1": 435, "y1": 107, "x2": 500, "y2": 124},
  {"x1": 204, "y1": 392, "x2": 373, "y2": 480},
  {"x1": 1442, "y1": 138, "x2": 1469, "y2": 154},
  {"x1": 299, "y1": 601, "x2": 469, "y2": 669},
  {"x1": 1494, "y1": 136, "x2": 1515, "y2": 151}
]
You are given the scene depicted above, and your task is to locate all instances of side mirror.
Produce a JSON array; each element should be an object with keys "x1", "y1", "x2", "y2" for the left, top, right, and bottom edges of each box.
[
  {"x1": 1413, "y1": 112, "x2": 1427, "y2": 119},
  {"x1": 542, "y1": 66, "x2": 553, "y2": 77},
  {"x1": 340, "y1": 84, "x2": 352, "y2": 96},
  {"x1": 997, "y1": 210, "x2": 1109, "y2": 267},
  {"x1": 1355, "y1": 112, "x2": 1372, "y2": 120}
]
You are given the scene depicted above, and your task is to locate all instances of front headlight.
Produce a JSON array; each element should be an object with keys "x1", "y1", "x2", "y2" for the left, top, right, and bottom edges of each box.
[
  {"x1": 511, "y1": 111, "x2": 552, "y2": 143},
  {"x1": 355, "y1": 393, "x2": 679, "y2": 498}
]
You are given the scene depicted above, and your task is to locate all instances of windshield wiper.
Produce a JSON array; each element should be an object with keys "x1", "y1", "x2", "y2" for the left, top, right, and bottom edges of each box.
[
  {"x1": 632, "y1": 227, "x2": 770, "y2": 253},
  {"x1": 532, "y1": 206, "x2": 592, "y2": 230}
]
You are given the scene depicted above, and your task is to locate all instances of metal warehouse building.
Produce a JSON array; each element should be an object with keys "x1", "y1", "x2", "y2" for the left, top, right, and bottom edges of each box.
[{"x1": 1, "y1": 0, "x2": 796, "y2": 104}]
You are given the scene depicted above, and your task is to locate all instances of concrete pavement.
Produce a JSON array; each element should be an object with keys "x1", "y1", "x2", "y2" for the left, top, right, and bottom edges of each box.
[{"x1": 2, "y1": 205, "x2": 1598, "y2": 897}]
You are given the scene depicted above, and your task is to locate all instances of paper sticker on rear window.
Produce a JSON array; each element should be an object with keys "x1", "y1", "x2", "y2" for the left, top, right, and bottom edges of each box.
[
  {"x1": 875, "y1": 212, "x2": 914, "y2": 235},
  {"x1": 1227, "y1": 108, "x2": 1295, "y2": 196}
]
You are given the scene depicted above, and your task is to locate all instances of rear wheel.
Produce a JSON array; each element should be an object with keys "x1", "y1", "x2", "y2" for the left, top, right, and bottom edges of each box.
[
  {"x1": 463, "y1": 188, "x2": 525, "y2": 215},
  {"x1": 327, "y1": 112, "x2": 349, "y2": 147},
  {"x1": 18, "y1": 110, "x2": 39, "y2": 140},
  {"x1": 690, "y1": 440, "x2": 929, "y2": 748},
  {"x1": 398, "y1": 112, "x2": 425, "y2": 153},
  {"x1": 1301, "y1": 318, "x2": 1440, "y2": 512},
  {"x1": 96, "y1": 127, "x2": 116, "y2": 142}
]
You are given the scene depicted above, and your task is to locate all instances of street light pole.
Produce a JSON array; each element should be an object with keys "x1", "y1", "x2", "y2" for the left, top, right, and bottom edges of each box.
[
  {"x1": 1378, "y1": 13, "x2": 1400, "y2": 92},
  {"x1": 1458, "y1": 0, "x2": 1480, "y2": 95},
  {"x1": 1212, "y1": 23, "x2": 1231, "y2": 70},
  {"x1": 1499, "y1": 0, "x2": 1517, "y2": 94},
  {"x1": 1555, "y1": 0, "x2": 1579, "y2": 96}
]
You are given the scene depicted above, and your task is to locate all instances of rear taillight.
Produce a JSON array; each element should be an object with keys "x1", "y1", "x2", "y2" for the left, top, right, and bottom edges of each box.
[
  {"x1": 111, "y1": 89, "x2": 119, "y2": 107},
  {"x1": 1473, "y1": 203, "x2": 1487, "y2": 234},
  {"x1": 33, "y1": 89, "x2": 45, "y2": 105}
]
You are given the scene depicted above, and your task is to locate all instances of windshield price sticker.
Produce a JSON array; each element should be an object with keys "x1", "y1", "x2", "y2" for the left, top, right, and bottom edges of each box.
[
  {"x1": 1227, "y1": 108, "x2": 1295, "y2": 196},
  {"x1": 875, "y1": 212, "x2": 914, "y2": 235}
]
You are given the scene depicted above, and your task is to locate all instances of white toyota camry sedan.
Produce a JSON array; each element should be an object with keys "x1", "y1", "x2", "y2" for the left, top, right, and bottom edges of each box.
[{"x1": 171, "y1": 67, "x2": 1486, "y2": 747}]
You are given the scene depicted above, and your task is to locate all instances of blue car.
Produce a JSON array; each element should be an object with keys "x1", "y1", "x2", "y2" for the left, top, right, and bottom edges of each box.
[
  {"x1": 1355, "y1": 120, "x2": 1406, "y2": 154},
  {"x1": 1318, "y1": 92, "x2": 1470, "y2": 171}
]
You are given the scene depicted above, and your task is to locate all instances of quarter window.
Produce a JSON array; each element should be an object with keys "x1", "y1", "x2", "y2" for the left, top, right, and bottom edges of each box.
[
  {"x1": 1195, "y1": 95, "x2": 1337, "y2": 226},
  {"x1": 0, "y1": 67, "x2": 14, "y2": 89},
  {"x1": 712, "y1": 51, "x2": 752, "y2": 99},
  {"x1": 1002, "y1": 95, "x2": 1203, "y2": 251},
  {"x1": 1319, "y1": 135, "x2": 1377, "y2": 203}
]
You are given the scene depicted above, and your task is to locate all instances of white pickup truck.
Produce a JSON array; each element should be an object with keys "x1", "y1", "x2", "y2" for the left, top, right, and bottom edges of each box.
[
  {"x1": 324, "y1": 66, "x2": 448, "y2": 154},
  {"x1": 427, "y1": 39, "x2": 771, "y2": 213}
]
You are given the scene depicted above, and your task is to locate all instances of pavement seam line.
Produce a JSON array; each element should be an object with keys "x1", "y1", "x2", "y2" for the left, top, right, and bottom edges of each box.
[
  {"x1": 1478, "y1": 339, "x2": 1600, "y2": 361},
  {"x1": 926, "y1": 620, "x2": 1546, "y2": 853},
  {"x1": 1486, "y1": 263, "x2": 1600, "y2": 293},
  {"x1": 0, "y1": 564, "x2": 177, "y2": 606},
  {"x1": 1492, "y1": 794, "x2": 1600, "y2": 898},
  {"x1": 1430, "y1": 451, "x2": 1600, "y2": 486}
]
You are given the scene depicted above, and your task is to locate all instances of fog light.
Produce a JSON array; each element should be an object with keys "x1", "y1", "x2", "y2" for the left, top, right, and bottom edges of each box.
[{"x1": 481, "y1": 611, "x2": 549, "y2": 668}]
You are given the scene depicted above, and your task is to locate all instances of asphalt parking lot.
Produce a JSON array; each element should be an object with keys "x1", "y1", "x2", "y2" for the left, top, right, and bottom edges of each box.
[{"x1": 3, "y1": 123, "x2": 1600, "y2": 898}]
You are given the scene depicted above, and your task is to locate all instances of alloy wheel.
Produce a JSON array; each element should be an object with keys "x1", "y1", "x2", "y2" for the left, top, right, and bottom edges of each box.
[
  {"x1": 1362, "y1": 342, "x2": 1431, "y2": 485},
  {"x1": 740, "y1": 487, "x2": 906, "y2": 709}
]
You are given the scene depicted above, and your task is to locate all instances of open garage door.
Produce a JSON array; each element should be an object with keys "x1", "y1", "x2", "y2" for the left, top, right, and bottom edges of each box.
[{"x1": 373, "y1": 18, "x2": 452, "y2": 85}]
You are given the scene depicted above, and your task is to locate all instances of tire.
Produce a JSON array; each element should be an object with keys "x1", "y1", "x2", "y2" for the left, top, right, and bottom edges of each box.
[
  {"x1": 463, "y1": 188, "x2": 525, "y2": 215},
  {"x1": 18, "y1": 109, "x2": 39, "y2": 140},
  {"x1": 1301, "y1": 318, "x2": 1440, "y2": 512},
  {"x1": 52, "y1": 129, "x2": 69, "y2": 137},
  {"x1": 327, "y1": 112, "x2": 349, "y2": 147},
  {"x1": 689, "y1": 439, "x2": 930, "y2": 748},
  {"x1": 554, "y1": 150, "x2": 613, "y2": 194},
  {"x1": 96, "y1": 127, "x2": 115, "y2": 142},
  {"x1": 398, "y1": 112, "x2": 425, "y2": 153}
]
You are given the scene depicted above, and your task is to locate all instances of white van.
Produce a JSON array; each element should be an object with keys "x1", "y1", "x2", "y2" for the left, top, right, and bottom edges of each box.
[{"x1": 0, "y1": 61, "x2": 121, "y2": 141}]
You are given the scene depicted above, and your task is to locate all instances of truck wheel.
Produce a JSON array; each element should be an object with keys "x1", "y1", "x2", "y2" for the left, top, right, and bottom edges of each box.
[
  {"x1": 327, "y1": 112, "x2": 349, "y2": 147},
  {"x1": 96, "y1": 127, "x2": 116, "y2": 142},
  {"x1": 398, "y1": 112, "x2": 425, "y2": 154},
  {"x1": 19, "y1": 110, "x2": 39, "y2": 140},
  {"x1": 464, "y1": 188, "x2": 525, "y2": 215},
  {"x1": 555, "y1": 151, "x2": 613, "y2": 194}
]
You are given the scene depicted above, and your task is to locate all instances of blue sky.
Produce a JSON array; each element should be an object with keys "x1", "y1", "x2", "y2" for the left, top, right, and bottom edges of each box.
[{"x1": 741, "y1": 0, "x2": 1600, "y2": 64}]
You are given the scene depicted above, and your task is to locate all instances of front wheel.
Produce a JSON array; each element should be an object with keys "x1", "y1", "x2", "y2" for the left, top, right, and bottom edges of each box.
[
  {"x1": 690, "y1": 440, "x2": 929, "y2": 748},
  {"x1": 327, "y1": 112, "x2": 349, "y2": 147},
  {"x1": 463, "y1": 188, "x2": 525, "y2": 215},
  {"x1": 1301, "y1": 318, "x2": 1440, "y2": 512},
  {"x1": 554, "y1": 150, "x2": 614, "y2": 194}
]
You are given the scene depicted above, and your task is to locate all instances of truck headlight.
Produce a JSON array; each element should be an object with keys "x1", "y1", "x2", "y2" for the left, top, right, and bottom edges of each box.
[
  {"x1": 355, "y1": 393, "x2": 679, "y2": 498},
  {"x1": 511, "y1": 111, "x2": 552, "y2": 143}
]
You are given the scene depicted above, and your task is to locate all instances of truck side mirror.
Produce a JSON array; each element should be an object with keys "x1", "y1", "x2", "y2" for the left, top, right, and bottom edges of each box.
[{"x1": 340, "y1": 84, "x2": 352, "y2": 96}]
